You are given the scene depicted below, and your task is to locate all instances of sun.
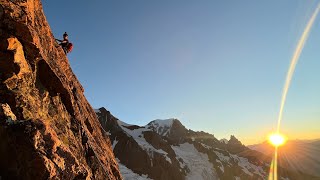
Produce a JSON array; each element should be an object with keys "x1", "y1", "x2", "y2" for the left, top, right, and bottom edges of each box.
[{"x1": 268, "y1": 133, "x2": 287, "y2": 147}]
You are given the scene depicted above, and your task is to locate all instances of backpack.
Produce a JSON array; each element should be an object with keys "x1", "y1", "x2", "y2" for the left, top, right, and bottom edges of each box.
[{"x1": 66, "y1": 42, "x2": 73, "y2": 53}]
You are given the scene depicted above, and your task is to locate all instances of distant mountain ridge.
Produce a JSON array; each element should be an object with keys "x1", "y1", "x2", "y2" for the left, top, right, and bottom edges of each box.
[
  {"x1": 96, "y1": 107, "x2": 317, "y2": 180},
  {"x1": 249, "y1": 139, "x2": 320, "y2": 177}
]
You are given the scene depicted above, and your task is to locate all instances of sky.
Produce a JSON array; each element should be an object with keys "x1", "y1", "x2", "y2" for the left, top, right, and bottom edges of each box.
[{"x1": 42, "y1": 1, "x2": 320, "y2": 145}]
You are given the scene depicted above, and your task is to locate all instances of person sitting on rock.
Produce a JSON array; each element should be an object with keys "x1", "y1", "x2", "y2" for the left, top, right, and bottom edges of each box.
[{"x1": 55, "y1": 32, "x2": 69, "y2": 54}]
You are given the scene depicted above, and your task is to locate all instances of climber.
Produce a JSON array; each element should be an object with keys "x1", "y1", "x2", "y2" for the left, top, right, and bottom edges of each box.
[{"x1": 55, "y1": 32, "x2": 73, "y2": 54}]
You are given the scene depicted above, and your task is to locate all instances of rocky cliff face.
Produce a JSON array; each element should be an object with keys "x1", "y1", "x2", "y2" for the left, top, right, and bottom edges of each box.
[
  {"x1": 0, "y1": 0, "x2": 121, "y2": 179},
  {"x1": 96, "y1": 107, "x2": 318, "y2": 180}
]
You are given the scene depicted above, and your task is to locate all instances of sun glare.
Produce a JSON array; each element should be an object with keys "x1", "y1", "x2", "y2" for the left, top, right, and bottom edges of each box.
[{"x1": 268, "y1": 133, "x2": 286, "y2": 147}]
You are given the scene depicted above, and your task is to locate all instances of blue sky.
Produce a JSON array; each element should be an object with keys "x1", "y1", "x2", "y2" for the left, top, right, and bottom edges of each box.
[{"x1": 43, "y1": 1, "x2": 320, "y2": 144}]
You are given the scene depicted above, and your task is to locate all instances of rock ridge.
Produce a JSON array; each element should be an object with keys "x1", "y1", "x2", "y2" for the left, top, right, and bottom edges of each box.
[{"x1": 0, "y1": 0, "x2": 121, "y2": 179}]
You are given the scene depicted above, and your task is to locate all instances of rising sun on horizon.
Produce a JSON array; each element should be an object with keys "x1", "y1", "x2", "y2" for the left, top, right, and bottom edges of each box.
[{"x1": 268, "y1": 133, "x2": 287, "y2": 147}]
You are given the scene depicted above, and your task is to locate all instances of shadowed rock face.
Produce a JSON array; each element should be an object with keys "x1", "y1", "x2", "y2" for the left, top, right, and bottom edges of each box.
[{"x1": 0, "y1": 1, "x2": 121, "y2": 179}]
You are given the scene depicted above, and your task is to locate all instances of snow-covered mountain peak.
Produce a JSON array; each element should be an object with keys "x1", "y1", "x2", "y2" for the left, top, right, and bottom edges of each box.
[
  {"x1": 146, "y1": 118, "x2": 177, "y2": 136},
  {"x1": 220, "y1": 138, "x2": 229, "y2": 144}
]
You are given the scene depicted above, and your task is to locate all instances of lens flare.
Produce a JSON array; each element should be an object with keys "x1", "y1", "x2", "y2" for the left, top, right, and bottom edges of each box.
[
  {"x1": 269, "y1": 133, "x2": 286, "y2": 147},
  {"x1": 276, "y1": 3, "x2": 320, "y2": 132},
  {"x1": 270, "y1": 3, "x2": 320, "y2": 180},
  {"x1": 268, "y1": 148, "x2": 279, "y2": 180}
]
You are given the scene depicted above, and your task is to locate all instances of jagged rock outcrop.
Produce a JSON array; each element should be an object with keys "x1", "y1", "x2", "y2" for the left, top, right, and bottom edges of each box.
[
  {"x1": 0, "y1": 0, "x2": 121, "y2": 179},
  {"x1": 225, "y1": 135, "x2": 247, "y2": 154}
]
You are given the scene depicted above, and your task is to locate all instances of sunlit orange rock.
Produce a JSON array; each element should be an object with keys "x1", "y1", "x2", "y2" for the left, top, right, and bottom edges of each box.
[{"x1": 0, "y1": 1, "x2": 121, "y2": 179}]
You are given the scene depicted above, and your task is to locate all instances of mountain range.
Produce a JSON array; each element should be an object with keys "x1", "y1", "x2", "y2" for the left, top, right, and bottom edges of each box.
[
  {"x1": 96, "y1": 107, "x2": 319, "y2": 180},
  {"x1": 249, "y1": 139, "x2": 320, "y2": 178}
]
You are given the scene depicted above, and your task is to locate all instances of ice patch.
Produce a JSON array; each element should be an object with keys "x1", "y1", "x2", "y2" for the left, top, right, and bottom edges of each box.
[
  {"x1": 220, "y1": 138, "x2": 228, "y2": 144},
  {"x1": 112, "y1": 138, "x2": 119, "y2": 150},
  {"x1": 118, "y1": 120, "x2": 172, "y2": 164},
  {"x1": 172, "y1": 143, "x2": 218, "y2": 180},
  {"x1": 116, "y1": 159, "x2": 153, "y2": 180},
  {"x1": 216, "y1": 159, "x2": 224, "y2": 173},
  {"x1": 230, "y1": 154, "x2": 265, "y2": 177},
  {"x1": 146, "y1": 119, "x2": 175, "y2": 136},
  {"x1": 200, "y1": 143, "x2": 211, "y2": 149},
  {"x1": 215, "y1": 151, "x2": 265, "y2": 178},
  {"x1": 214, "y1": 151, "x2": 231, "y2": 164}
]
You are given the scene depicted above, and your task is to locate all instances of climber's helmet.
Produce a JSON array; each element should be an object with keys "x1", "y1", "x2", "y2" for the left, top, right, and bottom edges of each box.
[{"x1": 63, "y1": 32, "x2": 68, "y2": 39}]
